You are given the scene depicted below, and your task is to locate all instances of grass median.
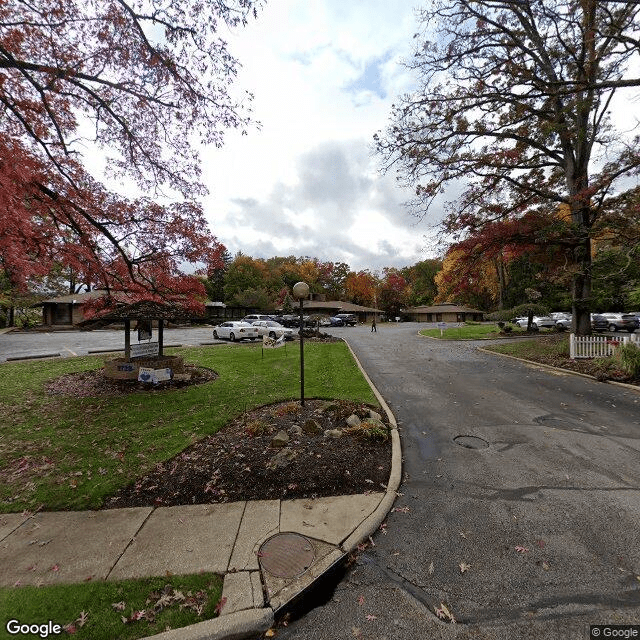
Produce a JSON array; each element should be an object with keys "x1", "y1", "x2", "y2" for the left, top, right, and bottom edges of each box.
[
  {"x1": 0, "y1": 341, "x2": 376, "y2": 514},
  {"x1": 419, "y1": 323, "x2": 535, "y2": 340}
]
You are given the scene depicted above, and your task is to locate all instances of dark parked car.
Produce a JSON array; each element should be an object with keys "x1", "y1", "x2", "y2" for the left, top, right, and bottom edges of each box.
[
  {"x1": 279, "y1": 314, "x2": 312, "y2": 328},
  {"x1": 335, "y1": 313, "x2": 357, "y2": 326},
  {"x1": 601, "y1": 313, "x2": 639, "y2": 333},
  {"x1": 590, "y1": 314, "x2": 608, "y2": 333}
]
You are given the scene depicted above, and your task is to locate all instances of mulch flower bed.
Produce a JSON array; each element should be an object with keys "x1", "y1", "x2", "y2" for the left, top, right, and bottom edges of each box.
[{"x1": 102, "y1": 399, "x2": 392, "y2": 508}]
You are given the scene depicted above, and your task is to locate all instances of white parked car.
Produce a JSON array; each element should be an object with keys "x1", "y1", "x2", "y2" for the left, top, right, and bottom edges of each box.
[
  {"x1": 213, "y1": 321, "x2": 259, "y2": 342},
  {"x1": 251, "y1": 320, "x2": 295, "y2": 340}
]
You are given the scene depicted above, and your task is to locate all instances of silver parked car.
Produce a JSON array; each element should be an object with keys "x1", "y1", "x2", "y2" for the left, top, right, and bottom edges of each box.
[
  {"x1": 251, "y1": 320, "x2": 295, "y2": 340},
  {"x1": 514, "y1": 316, "x2": 556, "y2": 329},
  {"x1": 555, "y1": 315, "x2": 572, "y2": 329},
  {"x1": 213, "y1": 321, "x2": 259, "y2": 342}
]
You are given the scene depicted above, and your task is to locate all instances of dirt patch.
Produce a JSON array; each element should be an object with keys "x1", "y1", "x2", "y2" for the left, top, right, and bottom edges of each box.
[
  {"x1": 44, "y1": 366, "x2": 218, "y2": 398},
  {"x1": 102, "y1": 399, "x2": 391, "y2": 509}
]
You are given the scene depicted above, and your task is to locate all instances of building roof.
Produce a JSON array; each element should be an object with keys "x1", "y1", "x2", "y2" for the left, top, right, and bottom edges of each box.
[
  {"x1": 37, "y1": 290, "x2": 105, "y2": 305},
  {"x1": 300, "y1": 300, "x2": 381, "y2": 313},
  {"x1": 404, "y1": 303, "x2": 484, "y2": 314}
]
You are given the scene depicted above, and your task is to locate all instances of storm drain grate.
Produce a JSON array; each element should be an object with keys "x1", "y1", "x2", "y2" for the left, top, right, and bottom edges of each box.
[
  {"x1": 453, "y1": 435, "x2": 489, "y2": 449},
  {"x1": 259, "y1": 532, "x2": 316, "y2": 579}
]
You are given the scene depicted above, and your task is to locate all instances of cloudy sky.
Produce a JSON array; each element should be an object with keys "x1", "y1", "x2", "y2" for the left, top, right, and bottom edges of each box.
[{"x1": 200, "y1": 1, "x2": 439, "y2": 272}]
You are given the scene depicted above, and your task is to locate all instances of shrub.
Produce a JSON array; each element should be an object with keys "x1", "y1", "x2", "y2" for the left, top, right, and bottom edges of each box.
[
  {"x1": 346, "y1": 418, "x2": 389, "y2": 442},
  {"x1": 272, "y1": 402, "x2": 300, "y2": 418},
  {"x1": 486, "y1": 303, "x2": 549, "y2": 322},
  {"x1": 614, "y1": 342, "x2": 640, "y2": 379},
  {"x1": 245, "y1": 420, "x2": 268, "y2": 437}
]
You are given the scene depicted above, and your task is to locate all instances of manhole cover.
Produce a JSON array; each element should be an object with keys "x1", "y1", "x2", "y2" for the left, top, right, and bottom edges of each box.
[
  {"x1": 259, "y1": 532, "x2": 315, "y2": 578},
  {"x1": 453, "y1": 435, "x2": 489, "y2": 449}
]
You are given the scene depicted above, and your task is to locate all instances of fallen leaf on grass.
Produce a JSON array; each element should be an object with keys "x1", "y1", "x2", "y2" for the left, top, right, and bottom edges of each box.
[
  {"x1": 459, "y1": 562, "x2": 471, "y2": 574},
  {"x1": 428, "y1": 561, "x2": 434, "y2": 575},
  {"x1": 358, "y1": 596, "x2": 365, "y2": 605},
  {"x1": 63, "y1": 623, "x2": 76, "y2": 634},
  {"x1": 515, "y1": 546, "x2": 529, "y2": 553},
  {"x1": 112, "y1": 601, "x2": 126, "y2": 611},
  {"x1": 50, "y1": 564, "x2": 59, "y2": 572},
  {"x1": 76, "y1": 611, "x2": 89, "y2": 628},
  {"x1": 366, "y1": 614, "x2": 377, "y2": 621}
]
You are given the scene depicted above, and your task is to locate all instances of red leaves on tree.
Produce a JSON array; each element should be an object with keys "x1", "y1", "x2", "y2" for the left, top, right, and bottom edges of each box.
[{"x1": 0, "y1": 0, "x2": 259, "y2": 307}]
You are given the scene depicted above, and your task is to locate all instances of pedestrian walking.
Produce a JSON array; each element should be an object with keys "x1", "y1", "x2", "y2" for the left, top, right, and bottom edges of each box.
[{"x1": 371, "y1": 317, "x2": 377, "y2": 332}]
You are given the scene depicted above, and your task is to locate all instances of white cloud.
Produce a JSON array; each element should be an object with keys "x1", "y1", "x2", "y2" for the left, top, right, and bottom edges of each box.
[{"x1": 200, "y1": 0, "x2": 437, "y2": 270}]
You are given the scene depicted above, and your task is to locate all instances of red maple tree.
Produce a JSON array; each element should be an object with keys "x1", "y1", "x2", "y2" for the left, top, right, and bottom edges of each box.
[{"x1": 0, "y1": 0, "x2": 261, "y2": 316}]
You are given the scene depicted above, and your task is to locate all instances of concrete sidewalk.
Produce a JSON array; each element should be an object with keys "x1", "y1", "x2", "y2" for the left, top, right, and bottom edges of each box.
[
  {"x1": 1, "y1": 492, "x2": 398, "y2": 639},
  {"x1": 2, "y1": 408, "x2": 401, "y2": 640}
]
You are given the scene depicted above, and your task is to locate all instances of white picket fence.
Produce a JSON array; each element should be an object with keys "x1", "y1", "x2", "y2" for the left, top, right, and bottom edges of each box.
[{"x1": 570, "y1": 332, "x2": 640, "y2": 359}]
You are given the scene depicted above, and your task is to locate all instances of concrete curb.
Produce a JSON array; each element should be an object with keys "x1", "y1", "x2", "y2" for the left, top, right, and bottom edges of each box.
[
  {"x1": 340, "y1": 338, "x2": 402, "y2": 552},
  {"x1": 5, "y1": 352, "x2": 61, "y2": 361},
  {"x1": 143, "y1": 338, "x2": 402, "y2": 640},
  {"x1": 142, "y1": 609, "x2": 274, "y2": 640},
  {"x1": 477, "y1": 346, "x2": 640, "y2": 395}
]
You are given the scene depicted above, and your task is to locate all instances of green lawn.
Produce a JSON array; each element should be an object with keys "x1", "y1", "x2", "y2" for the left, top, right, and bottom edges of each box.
[
  {"x1": 0, "y1": 342, "x2": 376, "y2": 513},
  {"x1": 0, "y1": 573, "x2": 222, "y2": 640},
  {"x1": 419, "y1": 323, "x2": 531, "y2": 340}
]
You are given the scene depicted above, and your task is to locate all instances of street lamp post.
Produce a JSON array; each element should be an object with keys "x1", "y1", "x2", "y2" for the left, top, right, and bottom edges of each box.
[{"x1": 292, "y1": 281, "x2": 310, "y2": 406}]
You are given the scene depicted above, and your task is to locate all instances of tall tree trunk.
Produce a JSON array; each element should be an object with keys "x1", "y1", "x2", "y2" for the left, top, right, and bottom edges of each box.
[
  {"x1": 494, "y1": 256, "x2": 506, "y2": 310},
  {"x1": 571, "y1": 226, "x2": 592, "y2": 336}
]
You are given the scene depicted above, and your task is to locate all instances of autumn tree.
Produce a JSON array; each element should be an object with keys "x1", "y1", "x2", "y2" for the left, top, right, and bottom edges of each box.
[
  {"x1": 223, "y1": 254, "x2": 268, "y2": 302},
  {"x1": 0, "y1": 0, "x2": 261, "y2": 314},
  {"x1": 344, "y1": 270, "x2": 378, "y2": 307},
  {"x1": 378, "y1": 268, "x2": 408, "y2": 317},
  {"x1": 377, "y1": 0, "x2": 640, "y2": 334},
  {"x1": 401, "y1": 259, "x2": 442, "y2": 307}
]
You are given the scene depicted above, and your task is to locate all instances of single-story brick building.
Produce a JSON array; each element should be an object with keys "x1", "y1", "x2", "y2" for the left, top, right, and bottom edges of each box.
[{"x1": 403, "y1": 303, "x2": 484, "y2": 323}]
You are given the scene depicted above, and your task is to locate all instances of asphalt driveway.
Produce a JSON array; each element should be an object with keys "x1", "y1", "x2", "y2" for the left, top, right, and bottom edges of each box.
[{"x1": 275, "y1": 323, "x2": 640, "y2": 640}]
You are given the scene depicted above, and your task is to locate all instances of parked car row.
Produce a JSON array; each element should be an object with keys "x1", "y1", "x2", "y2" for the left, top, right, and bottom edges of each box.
[
  {"x1": 512, "y1": 312, "x2": 639, "y2": 333},
  {"x1": 211, "y1": 312, "x2": 361, "y2": 342}
]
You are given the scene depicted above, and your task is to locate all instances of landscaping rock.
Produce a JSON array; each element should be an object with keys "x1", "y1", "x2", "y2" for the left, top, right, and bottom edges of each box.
[
  {"x1": 346, "y1": 414, "x2": 361, "y2": 428},
  {"x1": 267, "y1": 447, "x2": 298, "y2": 469},
  {"x1": 302, "y1": 419, "x2": 323, "y2": 435},
  {"x1": 289, "y1": 425, "x2": 303, "y2": 436},
  {"x1": 368, "y1": 409, "x2": 382, "y2": 421},
  {"x1": 324, "y1": 429, "x2": 343, "y2": 439},
  {"x1": 270, "y1": 430, "x2": 290, "y2": 448}
]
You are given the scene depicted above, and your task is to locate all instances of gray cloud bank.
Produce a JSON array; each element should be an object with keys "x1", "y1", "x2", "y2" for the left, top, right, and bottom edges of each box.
[{"x1": 220, "y1": 139, "x2": 436, "y2": 270}]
